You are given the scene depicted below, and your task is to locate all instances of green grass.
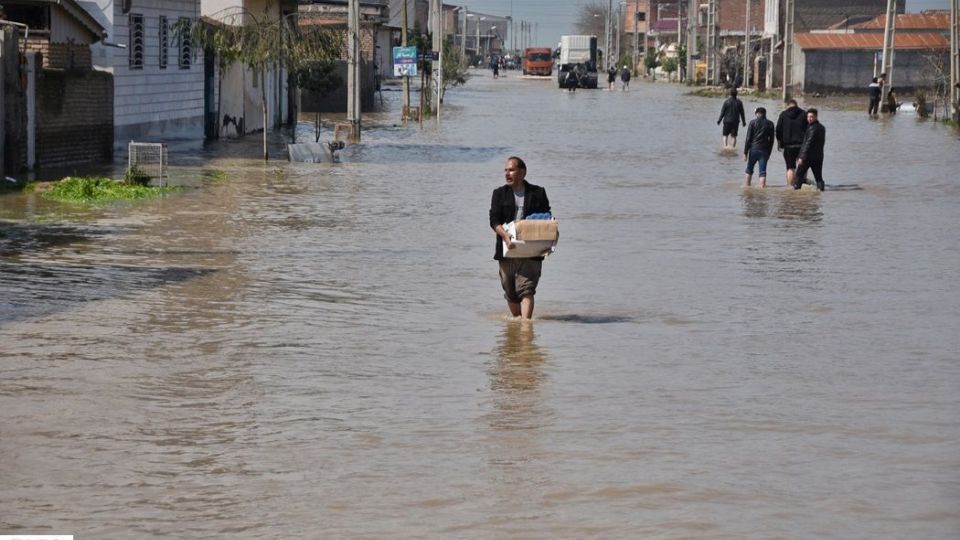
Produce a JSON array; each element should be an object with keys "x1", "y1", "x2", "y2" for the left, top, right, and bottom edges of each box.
[{"x1": 43, "y1": 176, "x2": 183, "y2": 204}]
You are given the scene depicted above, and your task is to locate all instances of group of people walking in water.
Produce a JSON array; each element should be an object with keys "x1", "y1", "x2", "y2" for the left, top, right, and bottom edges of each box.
[
  {"x1": 718, "y1": 88, "x2": 827, "y2": 191},
  {"x1": 606, "y1": 66, "x2": 631, "y2": 91}
]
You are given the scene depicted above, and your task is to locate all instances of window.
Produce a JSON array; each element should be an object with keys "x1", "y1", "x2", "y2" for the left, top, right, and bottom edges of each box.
[
  {"x1": 178, "y1": 17, "x2": 192, "y2": 69},
  {"x1": 158, "y1": 16, "x2": 169, "y2": 69},
  {"x1": 129, "y1": 13, "x2": 145, "y2": 69}
]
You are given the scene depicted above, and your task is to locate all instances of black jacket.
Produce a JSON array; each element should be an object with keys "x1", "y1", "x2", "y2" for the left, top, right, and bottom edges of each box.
[
  {"x1": 718, "y1": 97, "x2": 746, "y2": 125},
  {"x1": 744, "y1": 117, "x2": 775, "y2": 156},
  {"x1": 489, "y1": 181, "x2": 551, "y2": 260},
  {"x1": 799, "y1": 121, "x2": 826, "y2": 162},
  {"x1": 775, "y1": 106, "x2": 807, "y2": 149}
]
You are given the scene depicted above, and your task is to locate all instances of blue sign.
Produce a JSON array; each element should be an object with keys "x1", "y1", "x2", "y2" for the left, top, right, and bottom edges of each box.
[{"x1": 393, "y1": 46, "x2": 418, "y2": 77}]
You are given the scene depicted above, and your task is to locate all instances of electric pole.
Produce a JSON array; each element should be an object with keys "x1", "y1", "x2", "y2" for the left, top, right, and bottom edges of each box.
[
  {"x1": 686, "y1": 0, "x2": 696, "y2": 82},
  {"x1": 782, "y1": 0, "x2": 794, "y2": 101},
  {"x1": 706, "y1": 0, "x2": 718, "y2": 85},
  {"x1": 347, "y1": 0, "x2": 361, "y2": 142},
  {"x1": 950, "y1": 0, "x2": 958, "y2": 121},
  {"x1": 461, "y1": 7, "x2": 468, "y2": 59},
  {"x1": 605, "y1": 0, "x2": 612, "y2": 70},
  {"x1": 402, "y1": 0, "x2": 410, "y2": 121},
  {"x1": 743, "y1": 0, "x2": 751, "y2": 88},
  {"x1": 633, "y1": 0, "x2": 640, "y2": 75},
  {"x1": 615, "y1": 4, "x2": 622, "y2": 67},
  {"x1": 431, "y1": 0, "x2": 442, "y2": 120},
  {"x1": 880, "y1": 0, "x2": 896, "y2": 109}
]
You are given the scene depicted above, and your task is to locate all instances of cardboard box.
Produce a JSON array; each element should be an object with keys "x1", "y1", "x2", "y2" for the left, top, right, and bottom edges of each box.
[
  {"x1": 515, "y1": 219, "x2": 559, "y2": 241},
  {"x1": 503, "y1": 220, "x2": 559, "y2": 258}
]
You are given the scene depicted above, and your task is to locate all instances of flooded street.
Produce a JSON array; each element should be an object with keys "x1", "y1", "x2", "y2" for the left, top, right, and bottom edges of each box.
[{"x1": 2, "y1": 73, "x2": 960, "y2": 538}]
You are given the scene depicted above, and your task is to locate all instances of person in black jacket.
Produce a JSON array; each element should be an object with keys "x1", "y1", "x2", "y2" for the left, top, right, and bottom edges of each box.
[
  {"x1": 489, "y1": 157, "x2": 551, "y2": 319},
  {"x1": 717, "y1": 88, "x2": 746, "y2": 149},
  {"x1": 743, "y1": 107, "x2": 775, "y2": 188},
  {"x1": 794, "y1": 108, "x2": 826, "y2": 192},
  {"x1": 775, "y1": 99, "x2": 807, "y2": 187},
  {"x1": 868, "y1": 77, "x2": 882, "y2": 115}
]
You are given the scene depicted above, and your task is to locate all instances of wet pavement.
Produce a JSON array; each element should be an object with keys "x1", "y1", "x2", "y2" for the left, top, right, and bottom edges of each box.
[{"x1": 1, "y1": 71, "x2": 959, "y2": 539}]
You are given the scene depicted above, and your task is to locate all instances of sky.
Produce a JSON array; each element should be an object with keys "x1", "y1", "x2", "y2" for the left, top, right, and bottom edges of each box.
[{"x1": 459, "y1": 0, "x2": 953, "y2": 48}]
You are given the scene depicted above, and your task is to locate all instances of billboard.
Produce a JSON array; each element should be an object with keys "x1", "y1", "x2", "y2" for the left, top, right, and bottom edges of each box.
[{"x1": 393, "y1": 46, "x2": 418, "y2": 77}]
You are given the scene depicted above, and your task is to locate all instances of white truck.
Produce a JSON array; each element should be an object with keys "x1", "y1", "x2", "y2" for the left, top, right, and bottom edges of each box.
[{"x1": 557, "y1": 35, "x2": 598, "y2": 89}]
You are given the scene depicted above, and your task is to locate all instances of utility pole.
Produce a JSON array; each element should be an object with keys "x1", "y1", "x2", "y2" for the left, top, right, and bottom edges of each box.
[
  {"x1": 743, "y1": 0, "x2": 751, "y2": 88},
  {"x1": 677, "y1": 1, "x2": 682, "y2": 82},
  {"x1": 880, "y1": 0, "x2": 896, "y2": 108},
  {"x1": 950, "y1": 0, "x2": 958, "y2": 121},
  {"x1": 686, "y1": 0, "x2": 696, "y2": 82},
  {"x1": 461, "y1": 7, "x2": 468, "y2": 59},
  {"x1": 431, "y1": 0, "x2": 442, "y2": 120},
  {"x1": 615, "y1": 4, "x2": 622, "y2": 67},
  {"x1": 476, "y1": 16, "x2": 481, "y2": 63},
  {"x1": 706, "y1": 0, "x2": 718, "y2": 85},
  {"x1": 401, "y1": 0, "x2": 410, "y2": 121},
  {"x1": 633, "y1": 0, "x2": 639, "y2": 75},
  {"x1": 605, "y1": 0, "x2": 612, "y2": 70},
  {"x1": 347, "y1": 0, "x2": 361, "y2": 142},
  {"x1": 782, "y1": 0, "x2": 795, "y2": 101}
]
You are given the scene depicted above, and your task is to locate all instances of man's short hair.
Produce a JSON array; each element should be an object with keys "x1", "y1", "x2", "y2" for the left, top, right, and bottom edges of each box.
[
  {"x1": 507, "y1": 156, "x2": 526, "y2": 171},
  {"x1": 872, "y1": 77, "x2": 878, "y2": 83},
  {"x1": 730, "y1": 88, "x2": 738, "y2": 97},
  {"x1": 755, "y1": 107, "x2": 766, "y2": 116},
  {"x1": 785, "y1": 98, "x2": 798, "y2": 107},
  {"x1": 807, "y1": 107, "x2": 818, "y2": 116}
]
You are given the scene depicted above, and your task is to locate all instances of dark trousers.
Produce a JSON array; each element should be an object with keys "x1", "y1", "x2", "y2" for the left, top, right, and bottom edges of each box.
[
  {"x1": 795, "y1": 159, "x2": 825, "y2": 191},
  {"x1": 868, "y1": 97, "x2": 880, "y2": 115}
]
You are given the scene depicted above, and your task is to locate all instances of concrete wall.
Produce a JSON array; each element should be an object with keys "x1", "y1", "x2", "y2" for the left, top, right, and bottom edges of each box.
[
  {"x1": 801, "y1": 49, "x2": 949, "y2": 93},
  {"x1": 36, "y1": 69, "x2": 113, "y2": 167}
]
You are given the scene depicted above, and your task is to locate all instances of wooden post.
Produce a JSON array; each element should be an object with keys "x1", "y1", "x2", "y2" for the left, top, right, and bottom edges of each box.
[
  {"x1": 347, "y1": 0, "x2": 361, "y2": 142},
  {"x1": 782, "y1": 0, "x2": 794, "y2": 101},
  {"x1": 743, "y1": 0, "x2": 750, "y2": 88}
]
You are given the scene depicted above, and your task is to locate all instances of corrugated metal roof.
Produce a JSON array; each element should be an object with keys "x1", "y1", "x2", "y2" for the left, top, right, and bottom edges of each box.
[
  {"x1": 852, "y1": 12, "x2": 950, "y2": 30},
  {"x1": 795, "y1": 32, "x2": 949, "y2": 50}
]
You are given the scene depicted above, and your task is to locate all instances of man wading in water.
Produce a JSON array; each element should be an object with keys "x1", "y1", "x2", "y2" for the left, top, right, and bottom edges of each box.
[{"x1": 489, "y1": 157, "x2": 551, "y2": 320}]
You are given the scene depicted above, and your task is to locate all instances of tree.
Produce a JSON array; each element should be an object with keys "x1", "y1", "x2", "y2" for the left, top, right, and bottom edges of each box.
[
  {"x1": 662, "y1": 57, "x2": 678, "y2": 81},
  {"x1": 294, "y1": 60, "x2": 342, "y2": 142},
  {"x1": 185, "y1": 9, "x2": 341, "y2": 160},
  {"x1": 575, "y1": 2, "x2": 608, "y2": 37},
  {"x1": 644, "y1": 47, "x2": 660, "y2": 79},
  {"x1": 438, "y1": 36, "x2": 470, "y2": 104}
]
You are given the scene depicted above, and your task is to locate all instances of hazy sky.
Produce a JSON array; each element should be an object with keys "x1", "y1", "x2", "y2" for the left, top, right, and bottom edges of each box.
[{"x1": 460, "y1": 0, "x2": 952, "y2": 48}]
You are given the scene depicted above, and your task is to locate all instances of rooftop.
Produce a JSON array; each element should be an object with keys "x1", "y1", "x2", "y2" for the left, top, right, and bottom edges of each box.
[
  {"x1": 851, "y1": 12, "x2": 951, "y2": 31},
  {"x1": 795, "y1": 31, "x2": 949, "y2": 50}
]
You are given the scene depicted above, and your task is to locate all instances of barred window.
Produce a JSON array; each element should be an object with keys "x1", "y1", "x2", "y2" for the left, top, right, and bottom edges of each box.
[
  {"x1": 158, "y1": 16, "x2": 168, "y2": 69},
  {"x1": 128, "y1": 13, "x2": 144, "y2": 69},
  {"x1": 178, "y1": 17, "x2": 192, "y2": 69}
]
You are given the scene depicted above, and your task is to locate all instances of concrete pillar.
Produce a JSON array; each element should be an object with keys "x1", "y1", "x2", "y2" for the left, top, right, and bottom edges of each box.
[{"x1": 26, "y1": 52, "x2": 38, "y2": 170}]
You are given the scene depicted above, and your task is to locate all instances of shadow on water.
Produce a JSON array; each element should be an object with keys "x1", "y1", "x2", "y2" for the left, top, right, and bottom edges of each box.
[
  {"x1": 345, "y1": 143, "x2": 510, "y2": 163},
  {"x1": 0, "y1": 221, "x2": 106, "y2": 257},
  {"x1": 536, "y1": 313, "x2": 636, "y2": 324},
  {"x1": 0, "y1": 262, "x2": 217, "y2": 325}
]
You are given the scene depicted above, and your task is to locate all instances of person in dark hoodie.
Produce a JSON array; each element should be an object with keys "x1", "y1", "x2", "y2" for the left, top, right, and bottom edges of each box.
[
  {"x1": 868, "y1": 77, "x2": 882, "y2": 115},
  {"x1": 794, "y1": 108, "x2": 826, "y2": 192},
  {"x1": 775, "y1": 99, "x2": 807, "y2": 188},
  {"x1": 743, "y1": 107, "x2": 775, "y2": 188},
  {"x1": 717, "y1": 88, "x2": 746, "y2": 149}
]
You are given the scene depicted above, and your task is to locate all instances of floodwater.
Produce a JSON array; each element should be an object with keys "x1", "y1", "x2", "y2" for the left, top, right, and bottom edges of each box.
[{"x1": 2, "y1": 73, "x2": 959, "y2": 539}]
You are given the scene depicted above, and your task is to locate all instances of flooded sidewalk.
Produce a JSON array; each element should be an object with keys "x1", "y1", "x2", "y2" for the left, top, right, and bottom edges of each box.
[{"x1": 2, "y1": 74, "x2": 959, "y2": 539}]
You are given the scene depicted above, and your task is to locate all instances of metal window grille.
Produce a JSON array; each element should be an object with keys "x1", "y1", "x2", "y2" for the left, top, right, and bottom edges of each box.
[
  {"x1": 129, "y1": 13, "x2": 144, "y2": 69},
  {"x1": 128, "y1": 142, "x2": 169, "y2": 186},
  {"x1": 159, "y1": 15, "x2": 168, "y2": 69},
  {"x1": 178, "y1": 17, "x2": 192, "y2": 69}
]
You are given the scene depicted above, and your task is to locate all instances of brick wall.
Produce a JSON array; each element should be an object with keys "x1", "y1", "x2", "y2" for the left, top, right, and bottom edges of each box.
[
  {"x1": 23, "y1": 37, "x2": 93, "y2": 70},
  {"x1": 717, "y1": 0, "x2": 765, "y2": 34},
  {"x1": 37, "y1": 69, "x2": 113, "y2": 167}
]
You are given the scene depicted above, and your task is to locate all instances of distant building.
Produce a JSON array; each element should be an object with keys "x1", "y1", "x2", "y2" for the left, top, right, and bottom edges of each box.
[{"x1": 791, "y1": 12, "x2": 950, "y2": 93}]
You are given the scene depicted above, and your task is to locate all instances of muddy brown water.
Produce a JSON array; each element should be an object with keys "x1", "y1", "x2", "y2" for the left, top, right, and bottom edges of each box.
[{"x1": 2, "y1": 73, "x2": 959, "y2": 539}]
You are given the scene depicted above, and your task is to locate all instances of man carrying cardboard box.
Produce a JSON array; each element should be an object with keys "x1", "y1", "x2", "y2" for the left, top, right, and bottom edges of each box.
[{"x1": 489, "y1": 156, "x2": 552, "y2": 320}]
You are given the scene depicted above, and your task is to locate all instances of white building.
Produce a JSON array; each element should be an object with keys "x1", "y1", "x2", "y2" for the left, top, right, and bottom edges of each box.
[
  {"x1": 88, "y1": 0, "x2": 205, "y2": 147},
  {"x1": 201, "y1": 0, "x2": 293, "y2": 139}
]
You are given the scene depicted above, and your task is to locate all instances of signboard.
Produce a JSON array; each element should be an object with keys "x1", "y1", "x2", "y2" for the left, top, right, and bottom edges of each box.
[{"x1": 393, "y1": 46, "x2": 418, "y2": 77}]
